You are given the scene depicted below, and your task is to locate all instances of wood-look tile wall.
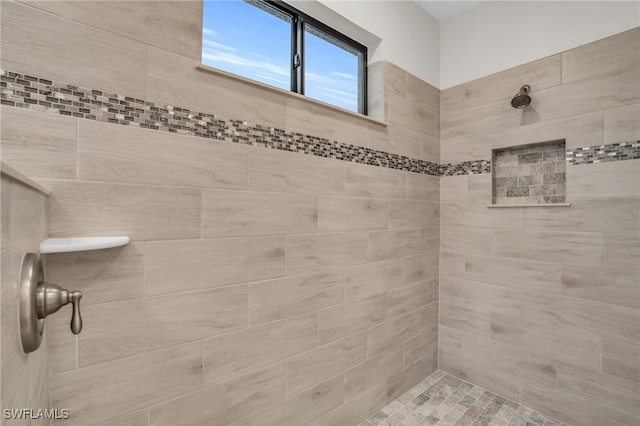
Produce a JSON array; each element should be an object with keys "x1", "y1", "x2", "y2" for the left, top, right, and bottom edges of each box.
[
  {"x1": 439, "y1": 28, "x2": 640, "y2": 426},
  {"x1": 1, "y1": 173, "x2": 49, "y2": 425},
  {"x1": 0, "y1": 2, "x2": 440, "y2": 425}
]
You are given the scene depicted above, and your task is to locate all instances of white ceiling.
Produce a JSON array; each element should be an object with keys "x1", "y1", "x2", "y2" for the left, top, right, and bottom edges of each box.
[{"x1": 415, "y1": 1, "x2": 483, "y2": 22}]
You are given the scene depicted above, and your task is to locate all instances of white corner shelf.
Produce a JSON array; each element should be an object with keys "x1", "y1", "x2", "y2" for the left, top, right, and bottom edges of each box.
[{"x1": 40, "y1": 236, "x2": 130, "y2": 254}]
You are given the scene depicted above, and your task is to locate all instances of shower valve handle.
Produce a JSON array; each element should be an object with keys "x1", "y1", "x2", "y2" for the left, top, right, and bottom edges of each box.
[{"x1": 36, "y1": 282, "x2": 83, "y2": 334}]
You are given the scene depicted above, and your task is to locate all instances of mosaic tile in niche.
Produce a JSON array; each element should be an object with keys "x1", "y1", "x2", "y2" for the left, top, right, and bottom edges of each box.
[{"x1": 492, "y1": 140, "x2": 567, "y2": 205}]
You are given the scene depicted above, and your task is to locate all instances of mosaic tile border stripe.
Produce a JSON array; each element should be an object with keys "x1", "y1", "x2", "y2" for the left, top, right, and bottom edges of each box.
[
  {"x1": 0, "y1": 69, "x2": 441, "y2": 176},
  {"x1": 1, "y1": 69, "x2": 638, "y2": 177},
  {"x1": 566, "y1": 142, "x2": 640, "y2": 165},
  {"x1": 440, "y1": 160, "x2": 492, "y2": 176}
]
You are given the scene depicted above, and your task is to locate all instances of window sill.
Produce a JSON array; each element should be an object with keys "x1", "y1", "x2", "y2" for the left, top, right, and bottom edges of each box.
[
  {"x1": 487, "y1": 203, "x2": 571, "y2": 208},
  {"x1": 195, "y1": 63, "x2": 388, "y2": 128}
]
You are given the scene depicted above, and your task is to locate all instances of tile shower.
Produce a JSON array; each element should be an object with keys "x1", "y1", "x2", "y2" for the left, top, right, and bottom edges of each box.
[{"x1": 0, "y1": 2, "x2": 638, "y2": 426}]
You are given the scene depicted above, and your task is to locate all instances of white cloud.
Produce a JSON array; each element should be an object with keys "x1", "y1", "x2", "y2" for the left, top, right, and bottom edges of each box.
[
  {"x1": 202, "y1": 27, "x2": 219, "y2": 38},
  {"x1": 331, "y1": 71, "x2": 357, "y2": 80},
  {"x1": 253, "y1": 72, "x2": 289, "y2": 87},
  {"x1": 202, "y1": 49, "x2": 289, "y2": 77},
  {"x1": 203, "y1": 39, "x2": 238, "y2": 52}
]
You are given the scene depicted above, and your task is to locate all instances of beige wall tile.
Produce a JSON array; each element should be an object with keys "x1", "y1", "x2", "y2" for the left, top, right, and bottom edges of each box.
[
  {"x1": 406, "y1": 253, "x2": 438, "y2": 284},
  {"x1": 319, "y1": 382, "x2": 386, "y2": 426},
  {"x1": 146, "y1": 237, "x2": 285, "y2": 295},
  {"x1": 441, "y1": 201, "x2": 524, "y2": 229},
  {"x1": 407, "y1": 73, "x2": 439, "y2": 112},
  {"x1": 367, "y1": 311, "x2": 420, "y2": 357},
  {"x1": 51, "y1": 342, "x2": 203, "y2": 426},
  {"x1": 439, "y1": 299, "x2": 491, "y2": 336},
  {"x1": 369, "y1": 122, "x2": 422, "y2": 158},
  {"x1": 436, "y1": 325, "x2": 463, "y2": 358},
  {"x1": 406, "y1": 172, "x2": 439, "y2": 201},
  {"x1": 466, "y1": 174, "x2": 491, "y2": 202},
  {"x1": 524, "y1": 197, "x2": 639, "y2": 233},
  {"x1": 460, "y1": 334, "x2": 557, "y2": 387},
  {"x1": 369, "y1": 229, "x2": 422, "y2": 262},
  {"x1": 45, "y1": 243, "x2": 145, "y2": 305},
  {"x1": 318, "y1": 294, "x2": 387, "y2": 345},
  {"x1": 287, "y1": 333, "x2": 366, "y2": 395},
  {"x1": 420, "y1": 301, "x2": 439, "y2": 333},
  {"x1": 465, "y1": 255, "x2": 561, "y2": 293},
  {"x1": 442, "y1": 100, "x2": 520, "y2": 140},
  {"x1": 368, "y1": 89, "x2": 386, "y2": 122},
  {"x1": 284, "y1": 97, "x2": 369, "y2": 149},
  {"x1": 524, "y1": 291, "x2": 640, "y2": 341},
  {"x1": 521, "y1": 379, "x2": 637, "y2": 426},
  {"x1": 605, "y1": 103, "x2": 640, "y2": 144},
  {"x1": 147, "y1": 47, "x2": 287, "y2": 128},
  {"x1": 441, "y1": 85, "x2": 465, "y2": 114},
  {"x1": 250, "y1": 148, "x2": 346, "y2": 195},
  {"x1": 2, "y1": 2, "x2": 147, "y2": 98},
  {"x1": 150, "y1": 362, "x2": 286, "y2": 426},
  {"x1": 388, "y1": 281, "x2": 433, "y2": 319},
  {"x1": 255, "y1": 375, "x2": 343, "y2": 426},
  {"x1": 532, "y1": 68, "x2": 639, "y2": 122},
  {"x1": 493, "y1": 111, "x2": 605, "y2": 150},
  {"x1": 562, "y1": 28, "x2": 639, "y2": 84},
  {"x1": 318, "y1": 196, "x2": 387, "y2": 232},
  {"x1": 48, "y1": 309, "x2": 77, "y2": 374},
  {"x1": 249, "y1": 270, "x2": 343, "y2": 325},
  {"x1": 567, "y1": 160, "x2": 640, "y2": 198},
  {"x1": 344, "y1": 260, "x2": 405, "y2": 301},
  {"x1": 386, "y1": 353, "x2": 435, "y2": 402},
  {"x1": 421, "y1": 226, "x2": 440, "y2": 252},
  {"x1": 98, "y1": 409, "x2": 149, "y2": 426},
  {"x1": 344, "y1": 347, "x2": 403, "y2": 401},
  {"x1": 346, "y1": 164, "x2": 406, "y2": 199},
  {"x1": 78, "y1": 285, "x2": 246, "y2": 366},
  {"x1": 42, "y1": 180, "x2": 201, "y2": 241},
  {"x1": 440, "y1": 277, "x2": 521, "y2": 317},
  {"x1": 440, "y1": 176, "x2": 467, "y2": 201},
  {"x1": 22, "y1": 0, "x2": 202, "y2": 59},
  {"x1": 447, "y1": 55, "x2": 562, "y2": 113},
  {"x1": 0, "y1": 106, "x2": 77, "y2": 179},
  {"x1": 439, "y1": 351, "x2": 520, "y2": 402},
  {"x1": 203, "y1": 313, "x2": 317, "y2": 385},
  {"x1": 441, "y1": 134, "x2": 493, "y2": 164},
  {"x1": 562, "y1": 264, "x2": 639, "y2": 307},
  {"x1": 440, "y1": 250, "x2": 466, "y2": 278},
  {"x1": 441, "y1": 226, "x2": 493, "y2": 255},
  {"x1": 605, "y1": 233, "x2": 640, "y2": 269},
  {"x1": 422, "y1": 133, "x2": 441, "y2": 164},
  {"x1": 388, "y1": 93, "x2": 435, "y2": 135},
  {"x1": 79, "y1": 120, "x2": 248, "y2": 189},
  {"x1": 490, "y1": 313, "x2": 601, "y2": 370},
  {"x1": 203, "y1": 190, "x2": 317, "y2": 237},
  {"x1": 384, "y1": 62, "x2": 407, "y2": 98},
  {"x1": 286, "y1": 232, "x2": 368, "y2": 275},
  {"x1": 601, "y1": 337, "x2": 640, "y2": 382},
  {"x1": 389, "y1": 200, "x2": 439, "y2": 229},
  {"x1": 403, "y1": 328, "x2": 438, "y2": 368},
  {"x1": 493, "y1": 229, "x2": 604, "y2": 266},
  {"x1": 1, "y1": 178, "x2": 49, "y2": 415},
  {"x1": 557, "y1": 361, "x2": 639, "y2": 416}
]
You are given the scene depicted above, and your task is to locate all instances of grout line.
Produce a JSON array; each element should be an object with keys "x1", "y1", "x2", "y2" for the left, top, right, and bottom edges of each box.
[{"x1": 75, "y1": 118, "x2": 80, "y2": 180}]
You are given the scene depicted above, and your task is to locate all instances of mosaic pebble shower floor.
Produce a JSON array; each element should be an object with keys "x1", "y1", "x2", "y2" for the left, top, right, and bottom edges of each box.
[{"x1": 362, "y1": 371, "x2": 569, "y2": 426}]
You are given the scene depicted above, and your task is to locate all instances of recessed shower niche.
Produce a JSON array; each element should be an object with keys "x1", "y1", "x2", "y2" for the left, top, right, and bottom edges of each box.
[{"x1": 491, "y1": 139, "x2": 567, "y2": 206}]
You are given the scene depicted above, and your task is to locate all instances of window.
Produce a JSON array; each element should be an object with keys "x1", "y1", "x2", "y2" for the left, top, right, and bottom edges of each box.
[{"x1": 202, "y1": 0, "x2": 367, "y2": 114}]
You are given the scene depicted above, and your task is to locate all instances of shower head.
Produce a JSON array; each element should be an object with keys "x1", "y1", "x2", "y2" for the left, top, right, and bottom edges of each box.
[{"x1": 511, "y1": 85, "x2": 531, "y2": 109}]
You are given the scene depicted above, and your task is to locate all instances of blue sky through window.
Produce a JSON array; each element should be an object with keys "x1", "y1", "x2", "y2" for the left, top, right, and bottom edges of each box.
[{"x1": 202, "y1": 0, "x2": 360, "y2": 112}]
